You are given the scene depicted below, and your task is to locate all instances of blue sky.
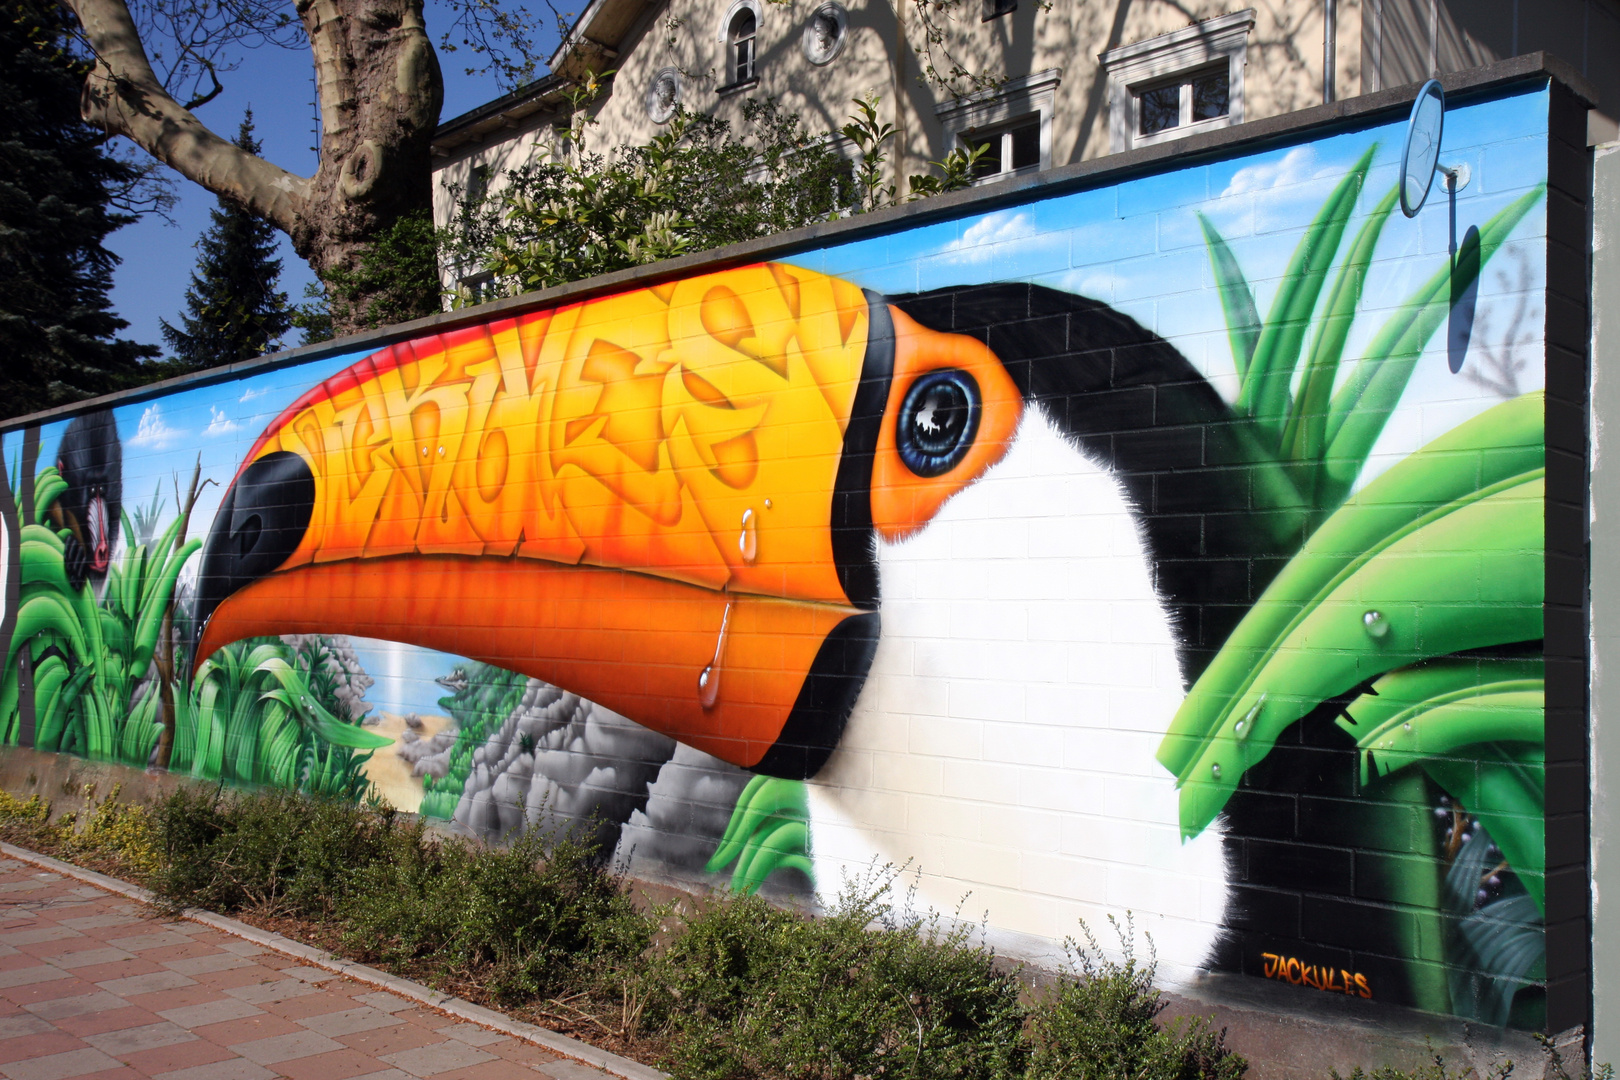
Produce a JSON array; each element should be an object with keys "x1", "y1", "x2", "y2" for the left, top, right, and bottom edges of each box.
[{"x1": 105, "y1": 12, "x2": 526, "y2": 352}]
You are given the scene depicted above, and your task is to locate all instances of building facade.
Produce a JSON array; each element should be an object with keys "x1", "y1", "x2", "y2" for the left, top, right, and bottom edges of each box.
[{"x1": 431, "y1": 0, "x2": 1620, "y2": 296}]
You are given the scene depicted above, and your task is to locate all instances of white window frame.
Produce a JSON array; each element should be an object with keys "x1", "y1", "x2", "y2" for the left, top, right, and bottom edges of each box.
[
  {"x1": 934, "y1": 68, "x2": 1061, "y2": 184},
  {"x1": 1101, "y1": 9, "x2": 1254, "y2": 154},
  {"x1": 717, "y1": 0, "x2": 763, "y2": 91}
]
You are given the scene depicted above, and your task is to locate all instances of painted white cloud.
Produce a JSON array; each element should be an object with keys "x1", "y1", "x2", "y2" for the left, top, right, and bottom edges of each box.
[
  {"x1": 127, "y1": 405, "x2": 179, "y2": 449},
  {"x1": 239, "y1": 385, "x2": 268, "y2": 402},
  {"x1": 204, "y1": 405, "x2": 238, "y2": 437},
  {"x1": 1220, "y1": 146, "x2": 1318, "y2": 196},
  {"x1": 939, "y1": 210, "x2": 1037, "y2": 262}
]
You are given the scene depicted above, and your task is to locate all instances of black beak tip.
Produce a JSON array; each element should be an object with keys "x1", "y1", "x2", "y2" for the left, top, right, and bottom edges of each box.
[{"x1": 189, "y1": 451, "x2": 317, "y2": 665}]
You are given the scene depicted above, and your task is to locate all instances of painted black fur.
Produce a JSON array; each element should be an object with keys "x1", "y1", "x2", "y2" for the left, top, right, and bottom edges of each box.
[{"x1": 54, "y1": 410, "x2": 122, "y2": 591}]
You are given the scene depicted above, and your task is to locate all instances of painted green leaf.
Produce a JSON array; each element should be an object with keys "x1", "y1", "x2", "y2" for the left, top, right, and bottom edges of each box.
[
  {"x1": 1237, "y1": 145, "x2": 1375, "y2": 432},
  {"x1": 1337, "y1": 660, "x2": 1543, "y2": 785},
  {"x1": 1283, "y1": 184, "x2": 1401, "y2": 476},
  {"x1": 32, "y1": 467, "x2": 66, "y2": 523},
  {"x1": 736, "y1": 820, "x2": 814, "y2": 894},
  {"x1": 1197, "y1": 212, "x2": 1262, "y2": 380},
  {"x1": 1159, "y1": 392, "x2": 1543, "y2": 782},
  {"x1": 1159, "y1": 395, "x2": 1545, "y2": 838},
  {"x1": 1322, "y1": 185, "x2": 1545, "y2": 503}
]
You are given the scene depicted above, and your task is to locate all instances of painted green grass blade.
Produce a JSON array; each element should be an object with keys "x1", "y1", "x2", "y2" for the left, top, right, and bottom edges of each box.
[
  {"x1": 31, "y1": 655, "x2": 72, "y2": 752},
  {"x1": 32, "y1": 467, "x2": 66, "y2": 523},
  {"x1": 9, "y1": 594, "x2": 88, "y2": 668},
  {"x1": 706, "y1": 776, "x2": 810, "y2": 874},
  {"x1": 1197, "y1": 212, "x2": 1262, "y2": 380},
  {"x1": 735, "y1": 819, "x2": 812, "y2": 894},
  {"x1": 1322, "y1": 186, "x2": 1545, "y2": 501},
  {"x1": 706, "y1": 774, "x2": 771, "y2": 872},
  {"x1": 1283, "y1": 184, "x2": 1401, "y2": 475},
  {"x1": 1237, "y1": 145, "x2": 1376, "y2": 432},
  {"x1": 137, "y1": 516, "x2": 186, "y2": 612},
  {"x1": 1158, "y1": 393, "x2": 1543, "y2": 783},
  {"x1": 130, "y1": 539, "x2": 200, "y2": 672}
]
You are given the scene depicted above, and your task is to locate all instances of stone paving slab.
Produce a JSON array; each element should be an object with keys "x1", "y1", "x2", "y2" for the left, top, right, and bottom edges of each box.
[{"x1": 0, "y1": 857, "x2": 644, "y2": 1080}]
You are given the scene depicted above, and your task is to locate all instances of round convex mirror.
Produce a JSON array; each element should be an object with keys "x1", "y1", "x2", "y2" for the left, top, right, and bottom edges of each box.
[{"x1": 1400, "y1": 79, "x2": 1445, "y2": 217}]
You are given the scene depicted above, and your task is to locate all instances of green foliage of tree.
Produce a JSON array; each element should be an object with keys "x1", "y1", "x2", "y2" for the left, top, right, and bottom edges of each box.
[
  {"x1": 157, "y1": 111, "x2": 292, "y2": 371},
  {"x1": 445, "y1": 90, "x2": 979, "y2": 304},
  {"x1": 0, "y1": 0, "x2": 158, "y2": 417}
]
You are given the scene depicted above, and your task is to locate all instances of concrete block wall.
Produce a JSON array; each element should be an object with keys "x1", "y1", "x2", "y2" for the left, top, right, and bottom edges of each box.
[{"x1": 0, "y1": 58, "x2": 1589, "y2": 1060}]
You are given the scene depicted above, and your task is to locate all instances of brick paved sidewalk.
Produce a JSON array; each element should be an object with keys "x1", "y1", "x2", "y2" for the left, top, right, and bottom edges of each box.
[{"x1": 0, "y1": 857, "x2": 619, "y2": 1080}]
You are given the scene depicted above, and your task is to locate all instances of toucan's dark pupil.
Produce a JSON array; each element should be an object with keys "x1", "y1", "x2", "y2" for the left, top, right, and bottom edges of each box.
[{"x1": 896, "y1": 369, "x2": 980, "y2": 478}]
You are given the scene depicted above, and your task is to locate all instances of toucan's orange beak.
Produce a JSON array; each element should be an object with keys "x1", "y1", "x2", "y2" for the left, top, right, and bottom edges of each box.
[{"x1": 194, "y1": 263, "x2": 1021, "y2": 778}]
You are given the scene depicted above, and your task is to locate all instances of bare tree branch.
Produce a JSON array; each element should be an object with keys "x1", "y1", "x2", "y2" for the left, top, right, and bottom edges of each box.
[{"x1": 65, "y1": 0, "x2": 310, "y2": 231}]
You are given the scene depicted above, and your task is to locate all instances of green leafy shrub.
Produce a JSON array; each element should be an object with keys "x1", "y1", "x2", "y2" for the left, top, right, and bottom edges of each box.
[
  {"x1": 0, "y1": 784, "x2": 161, "y2": 879},
  {"x1": 649, "y1": 870, "x2": 1027, "y2": 1080},
  {"x1": 149, "y1": 785, "x2": 652, "y2": 1005},
  {"x1": 151, "y1": 785, "x2": 395, "y2": 915},
  {"x1": 1027, "y1": 919, "x2": 1245, "y2": 1080},
  {"x1": 342, "y1": 821, "x2": 652, "y2": 1003}
]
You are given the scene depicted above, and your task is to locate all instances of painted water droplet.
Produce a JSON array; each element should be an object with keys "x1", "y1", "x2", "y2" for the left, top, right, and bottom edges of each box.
[
  {"x1": 1402, "y1": 721, "x2": 1412, "y2": 732},
  {"x1": 738, "y1": 508, "x2": 758, "y2": 565},
  {"x1": 1235, "y1": 695, "x2": 1264, "y2": 739},
  {"x1": 1362, "y1": 610, "x2": 1390, "y2": 639},
  {"x1": 1211, "y1": 763, "x2": 1222, "y2": 780},
  {"x1": 698, "y1": 602, "x2": 733, "y2": 711},
  {"x1": 764, "y1": 498, "x2": 772, "y2": 509}
]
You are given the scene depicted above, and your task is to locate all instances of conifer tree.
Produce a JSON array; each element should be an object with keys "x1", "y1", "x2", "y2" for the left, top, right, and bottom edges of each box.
[
  {"x1": 0, "y1": 0, "x2": 157, "y2": 418},
  {"x1": 161, "y1": 111, "x2": 292, "y2": 369}
]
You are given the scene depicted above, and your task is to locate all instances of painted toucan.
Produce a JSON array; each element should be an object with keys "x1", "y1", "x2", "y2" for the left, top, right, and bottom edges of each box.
[
  {"x1": 193, "y1": 263, "x2": 1297, "y2": 777},
  {"x1": 192, "y1": 262, "x2": 1309, "y2": 970}
]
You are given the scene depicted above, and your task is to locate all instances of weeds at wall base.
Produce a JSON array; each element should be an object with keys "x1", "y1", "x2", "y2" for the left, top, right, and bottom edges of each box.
[{"x1": 0, "y1": 784, "x2": 1585, "y2": 1080}]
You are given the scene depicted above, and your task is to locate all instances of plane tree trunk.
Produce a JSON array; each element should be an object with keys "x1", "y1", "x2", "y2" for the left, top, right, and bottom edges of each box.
[{"x1": 65, "y1": 0, "x2": 445, "y2": 335}]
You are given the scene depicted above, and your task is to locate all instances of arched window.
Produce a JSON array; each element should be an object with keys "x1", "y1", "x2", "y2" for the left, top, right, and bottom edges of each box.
[{"x1": 728, "y1": 8, "x2": 757, "y2": 85}]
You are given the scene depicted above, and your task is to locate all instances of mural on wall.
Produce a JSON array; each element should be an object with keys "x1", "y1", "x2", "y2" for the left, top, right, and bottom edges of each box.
[{"x1": 0, "y1": 84, "x2": 1553, "y2": 1029}]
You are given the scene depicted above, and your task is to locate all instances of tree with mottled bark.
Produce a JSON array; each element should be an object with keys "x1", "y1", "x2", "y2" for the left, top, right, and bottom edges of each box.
[{"x1": 61, "y1": 0, "x2": 477, "y2": 335}]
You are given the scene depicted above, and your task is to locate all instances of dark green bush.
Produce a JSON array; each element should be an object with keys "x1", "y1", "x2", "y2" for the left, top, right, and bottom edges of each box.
[
  {"x1": 341, "y1": 823, "x2": 652, "y2": 1003},
  {"x1": 145, "y1": 789, "x2": 1258, "y2": 1080},
  {"x1": 153, "y1": 786, "x2": 393, "y2": 916},
  {"x1": 1026, "y1": 919, "x2": 1245, "y2": 1080},
  {"x1": 650, "y1": 872, "x2": 1027, "y2": 1080},
  {"x1": 152, "y1": 786, "x2": 652, "y2": 1004}
]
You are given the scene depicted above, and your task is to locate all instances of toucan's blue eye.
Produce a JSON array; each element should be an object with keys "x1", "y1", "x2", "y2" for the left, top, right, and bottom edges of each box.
[{"x1": 897, "y1": 369, "x2": 980, "y2": 478}]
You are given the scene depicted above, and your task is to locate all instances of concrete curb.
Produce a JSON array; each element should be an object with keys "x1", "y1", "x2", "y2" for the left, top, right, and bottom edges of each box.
[{"x1": 0, "y1": 840, "x2": 671, "y2": 1080}]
